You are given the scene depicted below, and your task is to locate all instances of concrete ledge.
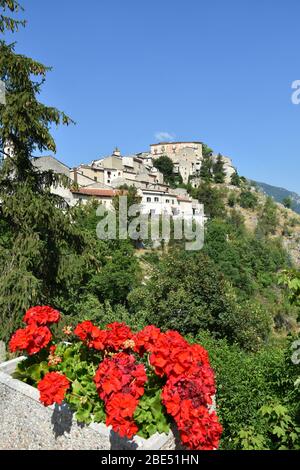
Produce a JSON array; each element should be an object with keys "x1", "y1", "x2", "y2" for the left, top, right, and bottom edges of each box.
[{"x1": 0, "y1": 357, "x2": 177, "y2": 450}]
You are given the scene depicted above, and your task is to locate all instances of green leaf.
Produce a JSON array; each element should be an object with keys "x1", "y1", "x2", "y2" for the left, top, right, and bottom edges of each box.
[
  {"x1": 272, "y1": 426, "x2": 285, "y2": 438},
  {"x1": 75, "y1": 404, "x2": 92, "y2": 424}
]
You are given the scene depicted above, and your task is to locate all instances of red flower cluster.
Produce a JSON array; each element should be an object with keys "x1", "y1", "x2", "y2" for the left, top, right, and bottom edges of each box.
[
  {"x1": 38, "y1": 372, "x2": 70, "y2": 406},
  {"x1": 162, "y1": 370, "x2": 215, "y2": 416},
  {"x1": 149, "y1": 330, "x2": 210, "y2": 378},
  {"x1": 106, "y1": 394, "x2": 139, "y2": 438},
  {"x1": 94, "y1": 352, "x2": 147, "y2": 439},
  {"x1": 145, "y1": 330, "x2": 223, "y2": 450},
  {"x1": 74, "y1": 321, "x2": 134, "y2": 352},
  {"x1": 23, "y1": 306, "x2": 60, "y2": 325},
  {"x1": 105, "y1": 322, "x2": 133, "y2": 351},
  {"x1": 9, "y1": 324, "x2": 52, "y2": 355},
  {"x1": 8, "y1": 306, "x2": 61, "y2": 355},
  {"x1": 133, "y1": 325, "x2": 161, "y2": 355},
  {"x1": 178, "y1": 402, "x2": 223, "y2": 450},
  {"x1": 74, "y1": 321, "x2": 107, "y2": 350},
  {"x1": 10, "y1": 307, "x2": 223, "y2": 449},
  {"x1": 162, "y1": 371, "x2": 222, "y2": 449},
  {"x1": 133, "y1": 326, "x2": 222, "y2": 449}
]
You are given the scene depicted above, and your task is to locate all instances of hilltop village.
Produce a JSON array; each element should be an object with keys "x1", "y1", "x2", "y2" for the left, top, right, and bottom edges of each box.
[{"x1": 4, "y1": 140, "x2": 236, "y2": 224}]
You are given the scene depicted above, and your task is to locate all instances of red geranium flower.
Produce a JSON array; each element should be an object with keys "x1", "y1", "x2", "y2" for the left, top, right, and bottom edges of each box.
[
  {"x1": 38, "y1": 372, "x2": 70, "y2": 406},
  {"x1": 133, "y1": 325, "x2": 162, "y2": 355},
  {"x1": 149, "y1": 330, "x2": 187, "y2": 377},
  {"x1": 105, "y1": 393, "x2": 139, "y2": 439},
  {"x1": 74, "y1": 320, "x2": 107, "y2": 350},
  {"x1": 108, "y1": 418, "x2": 139, "y2": 440},
  {"x1": 9, "y1": 324, "x2": 52, "y2": 355},
  {"x1": 9, "y1": 328, "x2": 28, "y2": 352},
  {"x1": 23, "y1": 306, "x2": 60, "y2": 326},
  {"x1": 178, "y1": 402, "x2": 223, "y2": 450},
  {"x1": 105, "y1": 322, "x2": 133, "y2": 351},
  {"x1": 150, "y1": 330, "x2": 211, "y2": 379},
  {"x1": 106, "y1": 392, "x2": 138, "y2": 419},
  {"x1": 162, "y1": 369, "x2": 215, "y2": 418},
  {"x1": 94, "y1": 352, "x2": 147, "y2": 401},
  {"x1": 25, "y1": 324, "x2": 52, "y2": 355}
]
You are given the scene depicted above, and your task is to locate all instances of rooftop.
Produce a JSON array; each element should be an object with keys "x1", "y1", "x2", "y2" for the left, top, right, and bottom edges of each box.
[{"x1": 71, "y1": 188, "x2": 117, "y2": 197}]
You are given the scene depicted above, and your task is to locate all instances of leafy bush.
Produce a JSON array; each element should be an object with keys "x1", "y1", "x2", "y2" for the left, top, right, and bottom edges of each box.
[
  {"x1": 235, "y1": 404, "x2": 300, "y2": 450},
  {"x1": 256, "y1": 197, "x2": 278, "y2": 237},
  {"x1": 239, "y1": 190, "x2": 258, "y2": 209},
  {"x1": 192, "y1": 183, "x2": 225, "y2": 218},
  {"x1": 227, "y1": 192, "x2": 236, "y2": 207},
  {"x1": 195, "y1": 331, "x2": 300, "y2": 449}
]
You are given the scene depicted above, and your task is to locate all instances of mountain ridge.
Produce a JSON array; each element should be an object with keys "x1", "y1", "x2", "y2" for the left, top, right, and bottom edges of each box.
[{"x1": 251, "y1": 180, "x2": 300, "y2": 214}]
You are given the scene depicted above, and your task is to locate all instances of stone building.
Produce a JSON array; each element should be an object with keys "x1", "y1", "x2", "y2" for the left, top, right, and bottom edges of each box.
[
  {"x1": 149, "y1": 141, "x2": 203, "y2": 184},
  {"x1": 32, "y1": 155, "x2": 73, "y2": 204}
]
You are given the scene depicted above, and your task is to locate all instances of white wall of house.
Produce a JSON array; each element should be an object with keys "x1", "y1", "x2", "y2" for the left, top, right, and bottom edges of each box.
[
  {"x1": 70, "y1": 192, "x2": 114, "y2": 209},
  {"x1": 140, "y1": 190, "x2": 176, "y2": 216},
  {"x1": 104, "y1": 168, "x2": 123, "y2": 185}
]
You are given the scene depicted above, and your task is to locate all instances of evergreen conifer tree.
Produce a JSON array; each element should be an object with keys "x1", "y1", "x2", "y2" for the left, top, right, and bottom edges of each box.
[
  {"x1": 231, "y1": 171, "x2": 240, "y2": 187},
  {"x1": 0, "y1": 1, "x2": 92, "y2": 339},
  {"x1": 213, "y1": 153, "x2": 226, "y2": 183}
]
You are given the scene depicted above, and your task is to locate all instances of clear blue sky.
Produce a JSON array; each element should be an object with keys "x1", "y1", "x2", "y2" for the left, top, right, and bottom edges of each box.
[{"x1": 5, "y1": 0, "x2": 300, "y2": 193}]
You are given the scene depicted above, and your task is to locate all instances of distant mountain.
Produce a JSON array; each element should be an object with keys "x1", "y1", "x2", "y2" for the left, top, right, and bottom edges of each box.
[{"x1": 251, "y1": 180, "x2": 300, "y2": 214}]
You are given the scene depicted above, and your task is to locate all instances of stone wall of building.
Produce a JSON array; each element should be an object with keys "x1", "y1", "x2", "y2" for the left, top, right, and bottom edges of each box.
[{"x1": 150, "y1": 141, "x2": 202, "y2": 158}]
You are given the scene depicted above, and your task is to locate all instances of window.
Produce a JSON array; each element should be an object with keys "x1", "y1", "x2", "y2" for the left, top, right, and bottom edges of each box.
[
  {"x1": 166, "y1": 199, "x2": 169, "y2": 203},
  {"x1": 147, "y1": 197, "x2": 151, "y2": 202},
  {"x1": 172, "y1": 199, "x2": 174, "y2": 204},
  {"x1": 154, "y1": 197, "x2": 159, "y2": 202},
  {"x1": 94, "y1": 176, "x2": 97, "y2": 182},
  {"x1": 107, "y1": 179, "x2": 110, "y2": 184}
]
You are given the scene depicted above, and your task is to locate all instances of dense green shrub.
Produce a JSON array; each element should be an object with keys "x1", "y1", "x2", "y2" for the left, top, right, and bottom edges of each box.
[
  {"x1": 239, "y1": 190, "x2": 258, "y2": 209},
  {"x1": 192, "y1": 183, "x2": 225, "y2": 218},
  {"x1": 195, "y1": 331, "x2": 300, "y2": 449}
]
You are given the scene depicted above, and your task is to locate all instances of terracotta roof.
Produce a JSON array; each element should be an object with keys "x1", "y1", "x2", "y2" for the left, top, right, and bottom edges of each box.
[
  {"x1": 71, "y1": 188, "x2": 117, "y2": 197},
  {"x1": 177, "y1": 196, "x2": 191, "y2": 202}
]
